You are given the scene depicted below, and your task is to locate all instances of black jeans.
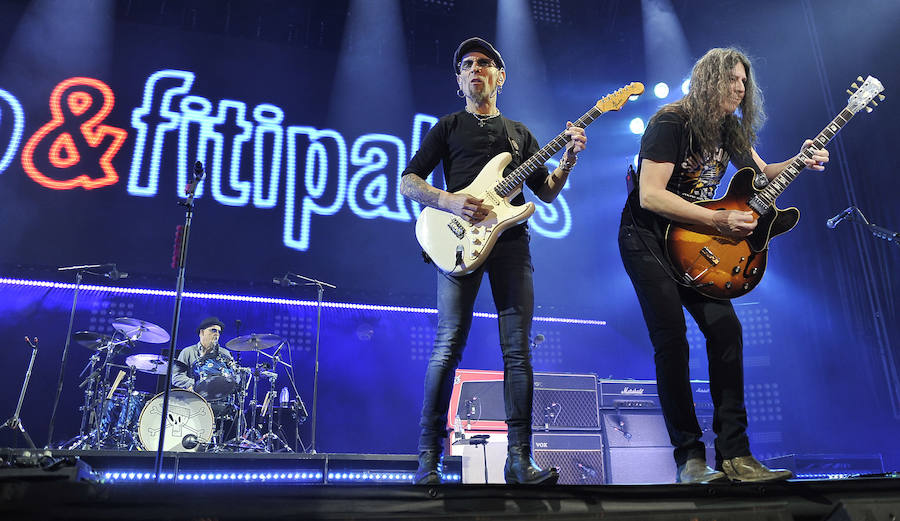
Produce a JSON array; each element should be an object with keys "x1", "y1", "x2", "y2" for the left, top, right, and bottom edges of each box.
[
  {"x1": 418, "y1": 229, "x2": 535, "y2": 452},
  {"x1": 618, "y1": 217, "x2": 751, "y2": 467}
]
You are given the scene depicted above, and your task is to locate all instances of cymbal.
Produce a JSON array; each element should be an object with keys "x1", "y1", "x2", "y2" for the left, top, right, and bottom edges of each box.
[
  {"x1": 125, "y1": 353, "x2": 188, "y2": 375},
  {"x1": 73, "y1": 331, "x2": 112, "y2": 351},
  {"x1": 225, "y1": 333, "x2": 283, "y2": 352},
  {"x1": 112, "y1": 317, "x2": 170, "y2": 344}
]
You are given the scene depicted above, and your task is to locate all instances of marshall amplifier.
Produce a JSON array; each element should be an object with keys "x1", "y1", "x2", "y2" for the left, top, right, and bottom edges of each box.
[
  {"x1": 598, "y1": 379, "x2": 713, "y2": 411},
  {"x1": 532, "y1": 432, "x2": 604, "y2": 485},
  {"x1": 448, "y1": 370, "x2": 600, "y2": 433}
]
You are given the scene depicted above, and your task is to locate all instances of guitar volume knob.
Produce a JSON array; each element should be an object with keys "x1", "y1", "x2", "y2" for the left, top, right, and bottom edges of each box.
[{"x1": 732, "y1": 266, "x2": 741, "y2": 274}]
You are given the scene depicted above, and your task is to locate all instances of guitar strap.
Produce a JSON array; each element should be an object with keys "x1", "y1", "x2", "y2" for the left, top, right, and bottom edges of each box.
[{"x1": 501, "y1": 116, "x2": 521, "y2": 165}]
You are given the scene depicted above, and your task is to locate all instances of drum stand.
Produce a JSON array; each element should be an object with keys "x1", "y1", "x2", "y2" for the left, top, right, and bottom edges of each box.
[
  {"x1": 259, "y1": 363, "x2": 292, "y2": 453},
  {"x1": 1, "y1": 338, "x2": 39, "y2": 449}
]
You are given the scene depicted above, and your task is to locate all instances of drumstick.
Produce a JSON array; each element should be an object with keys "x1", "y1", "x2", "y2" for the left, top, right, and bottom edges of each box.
[
  {"x1": 107, "y1": 370, "x2": 126, "y2": 400},
  {"x1": 261, "y1": 391, "x2": 271, "y2": 417}
]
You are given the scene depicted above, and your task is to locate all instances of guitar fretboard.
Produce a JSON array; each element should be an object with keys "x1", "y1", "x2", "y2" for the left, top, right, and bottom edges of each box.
[
  {"x1": 749, "y1": 107, "x2": 855, "y2": 212},
  {"x1": 494, "y1": 105, "x2": 605, "y2": 197}
]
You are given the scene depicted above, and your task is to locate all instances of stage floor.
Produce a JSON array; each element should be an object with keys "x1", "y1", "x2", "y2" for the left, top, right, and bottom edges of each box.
[{"x1": 1, "y1": 449, "x2": 899, "y2": 520}]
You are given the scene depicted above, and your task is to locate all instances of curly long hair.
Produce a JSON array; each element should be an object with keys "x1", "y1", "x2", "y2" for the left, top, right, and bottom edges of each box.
[{"x1": 655, "y1": 47, "x2": 766, "y2": 156}]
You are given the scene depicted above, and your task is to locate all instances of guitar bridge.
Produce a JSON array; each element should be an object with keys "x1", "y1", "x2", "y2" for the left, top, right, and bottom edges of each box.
[
  {"x1": 699, "y1": 247, "x2": 720, "y2": 266},
  {"x1": 447, "y1": 218, "x2": 465, "y2": 239}
]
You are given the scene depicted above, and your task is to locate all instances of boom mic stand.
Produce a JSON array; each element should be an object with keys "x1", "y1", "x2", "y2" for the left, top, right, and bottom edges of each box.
[
  {"x1": 275, "y1": 272, "x2": 335, "y2": 453},
  {"x1": 46, "y1": 263, "x2": 124, "y2": 447},
  {"x1": 154, "y1": 161, "x2": 204, "y2": 482},
  {"x1": 1, "y1": 337, "x2": 39, "y2": 448},
  {"x1": 828, "y1": 205, "x2": 899, "y2": 247}
]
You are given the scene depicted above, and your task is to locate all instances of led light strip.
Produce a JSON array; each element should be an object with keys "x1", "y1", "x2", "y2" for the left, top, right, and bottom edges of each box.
[{"x1": 0, "y1": 277, "x2": 607, "y2": 325}]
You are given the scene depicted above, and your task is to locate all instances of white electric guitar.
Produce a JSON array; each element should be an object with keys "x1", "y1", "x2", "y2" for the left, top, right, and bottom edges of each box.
[{"x1": 415, "y1": 82, "x2": 645, "y2": 276}]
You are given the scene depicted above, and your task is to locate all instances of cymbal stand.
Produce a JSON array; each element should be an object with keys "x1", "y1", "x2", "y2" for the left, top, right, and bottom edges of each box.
[
  {"x1": 260, "y1": 355, "x2": 291, "y2": 452},
  {"x1": 63, "y1": 349, "x2": 102, "y2": 449},
  {"x1": 0, "y1": 337, "x2": 39, "y2": 448},
  {"x1": 277, "y1": 272, "x2": 335, "y2": 453}
]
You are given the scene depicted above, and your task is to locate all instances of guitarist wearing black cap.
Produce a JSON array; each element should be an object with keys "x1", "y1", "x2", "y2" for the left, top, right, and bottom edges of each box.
[{"x1": 400, "y1": 36, "x2": 587, "y2": 485}]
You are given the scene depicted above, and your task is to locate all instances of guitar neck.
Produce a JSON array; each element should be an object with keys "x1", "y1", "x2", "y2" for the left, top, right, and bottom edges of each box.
[
  {"x1": 750, "y1": 106, "x2": 856, "y2": 211},
  {"x1": 495, "y1": 104, "x2": 604, "y2": 197}
]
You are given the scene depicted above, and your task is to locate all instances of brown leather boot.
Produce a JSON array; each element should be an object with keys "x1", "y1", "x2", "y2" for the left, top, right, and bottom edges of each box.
[
  {"x1": 676, "y1": 458, "x2": 727, "y2": 483},
  {"x1": 722, "y1": 455, "x2": 793, "y2": 482}
]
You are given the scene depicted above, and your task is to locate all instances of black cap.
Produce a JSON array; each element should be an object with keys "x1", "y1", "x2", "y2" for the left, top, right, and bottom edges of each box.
[
  {"x1": 197, "y1": 316, "x2": 225, "y2": 333},
  {"x1": 453, "y1": 37, "x2": 504, "y2": 74}
]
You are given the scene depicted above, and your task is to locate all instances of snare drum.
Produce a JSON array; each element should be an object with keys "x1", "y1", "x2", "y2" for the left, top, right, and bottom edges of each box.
[
  {"x1": 137, "y1": 389, "x2": 214, "y2": 452},
  {"x1": 192, "y1": 356, "x2": 239, "y2": 401}
]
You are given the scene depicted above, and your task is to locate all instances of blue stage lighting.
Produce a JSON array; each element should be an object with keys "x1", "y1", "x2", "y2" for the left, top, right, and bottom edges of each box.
[
  {"x1": 629, "y1": 118, "x2": 645, "y2": 135},
  {"x1": 682, "y1": 79, "x2": 690, "y2": 94},
  {"x1": 653, "y1": 82, "x2": 669, "y2": 99}
]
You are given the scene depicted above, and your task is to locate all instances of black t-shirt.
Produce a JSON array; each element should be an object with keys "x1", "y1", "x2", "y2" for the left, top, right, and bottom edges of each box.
[
  {"x1": 402, "y1": 110, "x2": 549, "y2": 208},
  {"x1": 640, "y1": 110, "x2": 733, "y2": 202},
  {"x1": 625, "y1": 109, "x2": 762, "y2": 234}
]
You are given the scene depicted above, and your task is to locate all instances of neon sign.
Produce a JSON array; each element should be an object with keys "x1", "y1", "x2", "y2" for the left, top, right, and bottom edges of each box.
[
  {"x1": 0, "y1": 88, "x2": 25, "y2": 175},
  {"x1": 21, "y1": 77, "x2": 128, "y2": 190},
  {"x1": 3, "y1": 69, "x2": 572, "y2": 253}
]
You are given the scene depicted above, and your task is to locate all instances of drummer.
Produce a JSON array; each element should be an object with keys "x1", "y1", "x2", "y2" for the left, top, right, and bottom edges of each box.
[{"x1": 171, "y1": 317, "x2": 234, "y2": 390}]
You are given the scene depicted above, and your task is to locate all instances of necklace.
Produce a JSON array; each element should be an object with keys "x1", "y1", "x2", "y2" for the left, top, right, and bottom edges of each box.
[{"x1": 466, "y1": 108, "x2": 501, "y2": 128}]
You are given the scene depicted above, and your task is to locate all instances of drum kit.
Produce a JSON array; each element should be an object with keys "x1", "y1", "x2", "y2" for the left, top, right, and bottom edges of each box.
[{"x1": 60, "y1": 317, "x2": 307, "y2": 453}]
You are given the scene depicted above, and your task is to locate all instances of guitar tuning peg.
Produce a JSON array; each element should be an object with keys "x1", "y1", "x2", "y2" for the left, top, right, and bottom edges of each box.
[
  {"x1": 846, "y1": 89, "x2": 854, "y2": 96},
  {"x1": 857, "y1": 76, "x2": 864, "y2": 82},
  {"x1": 879, "y1": 94, "x2": 886, "y2": 101},
  {"x1": 871, "y1": 100, "x2": 879, "y2": 107},
  {"x1": 865, "y1": 107, "x2": 873, "y2": 113},
  {"x1": 851, "y1": 82, "x2": 859, "y2": 89}
]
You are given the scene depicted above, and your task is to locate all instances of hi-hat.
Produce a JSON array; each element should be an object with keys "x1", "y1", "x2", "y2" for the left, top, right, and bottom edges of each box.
[
  {"x1": 225, "y1": 333, "x2": 283, "y2": 352},
  {"x1": 112, "y1": 317, "x2": 171, "y2": 344},
  {"x1": 125, "y1": 353, "x2": 188, "y2": 375},
  {"x1": 73, "y1": 331, "x2": 113, "y2": 351}
]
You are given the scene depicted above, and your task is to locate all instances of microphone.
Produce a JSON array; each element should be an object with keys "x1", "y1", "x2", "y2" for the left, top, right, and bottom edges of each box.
[
  {"x1": 273, "y1": 275, "x2": 297, "y2": 287},
  {"x1": 182, "y1": 434, "x2": 201, "y2": 450},
  {"x1": 184, "y1": 161, "x2": 205, "y2": 196},
  {"x1": 103, "y1": 263, "x2": 128, "y2": 281},
  {"x1": 531, "y1": 334, "x2": 545, "y2": 349},
  {"x1": 827, "y1": 206, "x2": 855, "y2": 229}
]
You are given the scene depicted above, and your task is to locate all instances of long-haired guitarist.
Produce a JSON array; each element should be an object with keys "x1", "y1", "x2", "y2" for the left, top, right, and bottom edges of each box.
[
  {"x1": 399, "y1": 37, "x2": 586, "y2": 485},
  {"x1": 618, "y1": 47, "x2": 828, "y2": 483}
]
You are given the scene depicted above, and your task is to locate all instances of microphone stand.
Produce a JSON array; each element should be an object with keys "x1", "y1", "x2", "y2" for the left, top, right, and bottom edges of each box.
[
  {"x1": 46, "y1": 263, "x2": 116, "y2": 447},
  {"x1": 154, "y1": 161, "x2": 204, "y2": 481},
  {"x1": 1, "y1": 338, "x2": 39, "y2": 449},
  {"x1": 279, "y1": 272, "x2": 335, "y2": 453},
  {"x1": 834, "y1": 206, "x2": 899, "y2": 248}
]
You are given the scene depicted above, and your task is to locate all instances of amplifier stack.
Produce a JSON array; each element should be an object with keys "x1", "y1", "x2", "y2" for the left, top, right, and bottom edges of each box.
[{"x1": 447, "y1": 370, "x2": 603, "y2": 484}]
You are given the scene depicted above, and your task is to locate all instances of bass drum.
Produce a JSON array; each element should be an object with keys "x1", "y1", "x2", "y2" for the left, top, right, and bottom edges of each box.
[{"x1": 137, "y1": 389, "x2": 215, "y2": 452}]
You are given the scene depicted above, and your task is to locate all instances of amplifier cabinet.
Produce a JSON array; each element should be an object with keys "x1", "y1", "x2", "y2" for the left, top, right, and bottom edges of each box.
[
  {"x1": 448, "y1": 370, "x2": 599, "y2": 433},
  {"x1": 532, "y1": 432, "x2": 605, "y2": 485},
  {"x1": 600, "y1": 409, "x2": 714, "y2": 484}
]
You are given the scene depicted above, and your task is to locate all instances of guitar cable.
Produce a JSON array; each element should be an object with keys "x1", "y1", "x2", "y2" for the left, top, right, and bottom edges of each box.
[{"x1": 623, "y1": 164, "x2": 693, "y2": 289}]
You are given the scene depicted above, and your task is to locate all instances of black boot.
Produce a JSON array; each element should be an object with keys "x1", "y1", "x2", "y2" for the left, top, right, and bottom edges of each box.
[
  {"x1": 504, "y1": 444, "x2": 559, "y2": 485},
  {"x1": 413, "y1": 450, "x2": 442, "y2": 485}
]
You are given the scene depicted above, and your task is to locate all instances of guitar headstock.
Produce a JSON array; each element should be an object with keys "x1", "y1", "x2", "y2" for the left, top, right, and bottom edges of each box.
[
  {"x1": 596, "y1": 82, "x2": 645, "y2": 113},
  {"x1": 847, "y1": 75, "x2": 885, "y2": 114}
]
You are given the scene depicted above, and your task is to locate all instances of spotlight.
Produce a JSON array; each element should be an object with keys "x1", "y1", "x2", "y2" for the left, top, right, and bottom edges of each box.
[
  {"x1": 629, "y1": 118, "x2": 645, "y2": 135},
  {"x1": 681, "y1": 79, "x2": 690, "y2": 95},
  {"x1": 653, "y1": 82, "x2": 669, "y2": 99}
]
